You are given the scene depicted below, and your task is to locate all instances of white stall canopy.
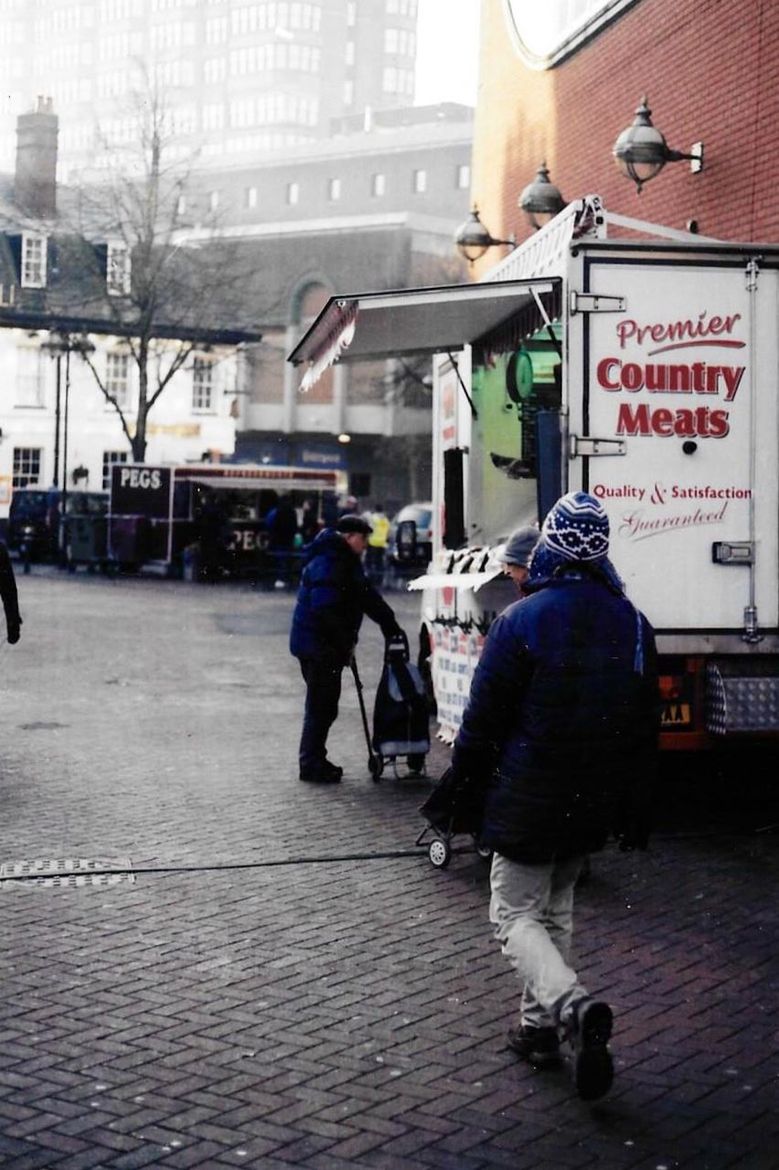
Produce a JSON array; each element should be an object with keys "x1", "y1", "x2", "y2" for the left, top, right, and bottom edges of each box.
[{"x1": 288, "y1": 279, "x2": 560, "y2": 389}]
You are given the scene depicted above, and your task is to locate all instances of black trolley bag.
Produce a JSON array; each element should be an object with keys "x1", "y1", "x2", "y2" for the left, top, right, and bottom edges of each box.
[{"x1": 370, "y1": 631, "x2": 430, "y2": 779}]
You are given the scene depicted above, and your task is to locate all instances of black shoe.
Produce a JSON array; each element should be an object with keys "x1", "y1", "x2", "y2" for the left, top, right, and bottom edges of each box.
[
  {"x1": 299, "y1": 768, "x2": 341, "y2": 784},
  {"x1": 322, "y1": 761, "x2": 344, "y2": 780},
  {"x1": 567, "y1": 997, "x2": 614, "y2": 1101},
  {"x1": 506, "y1": 1025, "x2": 561, "y2": 1067}
]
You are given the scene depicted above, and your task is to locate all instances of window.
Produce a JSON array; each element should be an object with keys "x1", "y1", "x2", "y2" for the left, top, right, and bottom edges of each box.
[
  {"x1": 209, "y1": 190, "x2": 220, "y2": 211},
  {"x1": 413, "y1": 168, "x2": 427, "y2": 193},
  {"x1": 16, "y1": 347, "x2": 44, "y2": 407},
  {"x1": 343, "y1": 79, "x2": 354, "y2": 105},
  {"x1": 456, "y1": 163, "x2": 471, "y2": 190},
  {"x1": 345, "y1": 40, "x2": 354, "y2": 64},
  {"x1": 177, "y1": 194, "x2": 187, "y2": 215},
  {"x1": 102, "y1": 449, "x2": 128, "y2": 491},
  {"x1": 106, "y1": 240, "x2": 131, "y2": 296},
  {"x1": 105, "y1": 352, "x2": 130, "y2": 410},
  {"x1": 371, "y1": 172, "x2": 386, "y2": 197},
  {"x1": 327, "y1": 177, "x2": 341, "y2": 201},
  {"x1": 245, "y1": 185, "x2": 258, "y2": 208},
  {"x1": 504, "y1": 0, "x2": 636, "y2": 68},
  {"x1": 192, "y1": 357, "x2": 215, "y2": 412},
  {"x1": 21, "y1": 233, "x2": 46, "y2": 287},
  {"x1": 12, "y1": 447, "x2": 41, "y2": 488},
  {"x1": 286, "y1": 181, "x2": 300, "y2": 205}
]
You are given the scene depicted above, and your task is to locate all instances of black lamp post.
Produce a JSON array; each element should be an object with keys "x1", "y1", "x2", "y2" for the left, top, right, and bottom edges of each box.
[
  {"x1": 613, "y1": 97, "x2": 704, "y2": 193},
  {"x1": 42, "y1": 331, "x2": 96, "y2": 554}
]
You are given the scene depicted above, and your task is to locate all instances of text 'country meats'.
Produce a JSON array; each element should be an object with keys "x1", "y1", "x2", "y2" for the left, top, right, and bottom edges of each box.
[{"x1": 596, "y1": 308, "x2": 747, "y2": 438}]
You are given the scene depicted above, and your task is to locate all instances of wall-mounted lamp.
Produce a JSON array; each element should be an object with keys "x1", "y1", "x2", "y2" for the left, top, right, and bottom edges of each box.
[
  {"x1": 613, "y1": 97, "x2": 704, "y2": 193},
  {"x1": 454, "y1": 207, "x2": 515, "y2": 263},
  {"x1": 518, "y1": 162, "x2": 566, "y2": 229}
]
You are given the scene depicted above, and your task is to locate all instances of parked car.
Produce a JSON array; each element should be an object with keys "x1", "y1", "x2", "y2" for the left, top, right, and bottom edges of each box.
[
  {"x1": 7, "y1": 488, "x2": 59, "y2": 564},
  {"x1": 8, "y1": 488, "x2": 109, "y2": 569},
  {"x1": 387, "y1": 502, "x2": 433, "y2": 571}
]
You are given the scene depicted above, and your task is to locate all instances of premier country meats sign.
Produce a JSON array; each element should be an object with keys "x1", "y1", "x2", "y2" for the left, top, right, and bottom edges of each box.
[{"x1": 596, "y1": 309, "x2": 746, "y2": 438}]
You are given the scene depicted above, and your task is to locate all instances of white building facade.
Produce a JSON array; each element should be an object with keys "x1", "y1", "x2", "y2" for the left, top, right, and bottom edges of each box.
[{"x1": 0, "y1": 326, "x2": 243, "y2": 517}]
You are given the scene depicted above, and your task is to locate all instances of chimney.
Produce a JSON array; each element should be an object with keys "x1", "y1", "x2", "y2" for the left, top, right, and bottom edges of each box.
[{"x1": 14, "y1": 95, "x2": 58, "y2": 219}]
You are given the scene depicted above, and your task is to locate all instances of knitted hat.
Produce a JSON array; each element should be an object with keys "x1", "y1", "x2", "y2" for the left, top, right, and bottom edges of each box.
[
  {"x1": 541, "y1": 491, "x2": 609, "y2": 562},
  {"x1": 336, "y1": 514, "x2": 372, "y2": 535},
  {"x1": 497, "y1": 526, "x2": 539, "y2": 568}
]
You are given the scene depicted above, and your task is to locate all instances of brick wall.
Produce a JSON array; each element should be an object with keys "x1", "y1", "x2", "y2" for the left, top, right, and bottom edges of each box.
[{"x1": 472, "y1": 0, "x2": 779, "y2": 265}]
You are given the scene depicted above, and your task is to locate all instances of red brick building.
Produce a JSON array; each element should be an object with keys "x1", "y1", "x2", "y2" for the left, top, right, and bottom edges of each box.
[{"x1": 470, "y1": 0, "x2": 778, "y2": 274}]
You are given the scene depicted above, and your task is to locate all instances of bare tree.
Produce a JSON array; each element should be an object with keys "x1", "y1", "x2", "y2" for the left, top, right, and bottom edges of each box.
[{"x1": 62, "y1": 81, "x2": 259, "y2": 461}]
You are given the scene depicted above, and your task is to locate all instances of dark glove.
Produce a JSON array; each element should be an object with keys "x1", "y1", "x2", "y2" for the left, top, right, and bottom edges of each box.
[
  {"x1": 615, "y1": 780, "x2": 652, "y2": 852},
  {"x1": 615, "y1": 815, "x2": 650, "y2": 852},
  {"x1": 6, "y1": 614, "x2": 21, "y2": 645},
  {"x1": 450, "y1": 742, "x2": 493, "y2": 787}
]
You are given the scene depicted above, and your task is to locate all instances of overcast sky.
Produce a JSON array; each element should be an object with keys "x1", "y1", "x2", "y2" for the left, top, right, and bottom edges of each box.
[{"x1": 414, "y1": 0, "x2": 481, "y2": 107}]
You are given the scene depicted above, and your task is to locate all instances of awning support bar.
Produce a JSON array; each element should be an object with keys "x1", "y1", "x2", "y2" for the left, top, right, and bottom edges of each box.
[
  {"x1": 446, "y1": 350, "x2": 478, "y2": 420},
  {"x1": 531, "y1": 286, "x2": 562, "y2": 358}
]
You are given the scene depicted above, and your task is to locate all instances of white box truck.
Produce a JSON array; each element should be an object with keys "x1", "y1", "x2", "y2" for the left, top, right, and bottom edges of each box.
[{"x1": 289, "y1": 196, "x2": 779, "y2": 751}]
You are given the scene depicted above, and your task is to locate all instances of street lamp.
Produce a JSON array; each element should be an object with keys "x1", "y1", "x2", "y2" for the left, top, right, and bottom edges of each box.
[
  {"x1": 454, "y1": 207, "x2": 515, "y2": 263},
  {"x1": 613, "y1": 97, "x2": 704, "y2": 193},
  {"x1": 518, "y1": 162, "x2": 566, "y2": 229},
  {"x1": 41, "y1": 331, "x2": 96, "y2": 552}
]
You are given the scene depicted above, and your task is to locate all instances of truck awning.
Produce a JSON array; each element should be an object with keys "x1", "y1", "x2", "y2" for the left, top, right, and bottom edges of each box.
[
  {"x1": 404, "y1": 539, "x2": 531, "y2": 594},
  {"x1": 287, "y1": 278, "x2": 560, "y2": 390},
  {"x1": 406, "y1": 569, "x2": 503, "y2": 593}
]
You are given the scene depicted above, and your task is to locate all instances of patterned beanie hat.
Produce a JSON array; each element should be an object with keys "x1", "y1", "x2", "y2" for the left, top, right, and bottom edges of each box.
[{"x1": 541, "y1": 491, "x2": 609, "y2": 562}]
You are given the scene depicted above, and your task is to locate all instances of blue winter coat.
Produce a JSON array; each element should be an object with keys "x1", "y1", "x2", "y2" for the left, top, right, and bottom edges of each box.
[
  {"x1": 452, "y1": 568, "x2": 658, "y2": 862},
  {"x1": 289, "y1": 528, "x2": 398, "y2": 665}
]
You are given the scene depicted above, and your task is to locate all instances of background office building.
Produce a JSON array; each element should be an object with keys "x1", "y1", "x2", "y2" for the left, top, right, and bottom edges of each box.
[{"x1": 0, "y1": 0, "x2": 421, "y2": 178}]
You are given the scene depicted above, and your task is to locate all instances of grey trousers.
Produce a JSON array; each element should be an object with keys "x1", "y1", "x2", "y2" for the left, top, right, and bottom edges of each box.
[{"x1": 489, "y1": 852, "x2": 588, "y2": 1031}]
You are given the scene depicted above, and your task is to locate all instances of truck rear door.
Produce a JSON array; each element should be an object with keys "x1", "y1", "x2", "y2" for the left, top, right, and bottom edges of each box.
[{"x1": 576, "y1": 255, "x2": 779, "y2": 640}]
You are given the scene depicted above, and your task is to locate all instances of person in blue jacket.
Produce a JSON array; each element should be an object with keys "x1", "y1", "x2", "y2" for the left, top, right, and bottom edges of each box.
[
  {"x1": 290, "y1": 513, "x2": 402, "y2": 784},
  {"x1": 450, "y1": 491, "x2": 658, "y2": 1101}
]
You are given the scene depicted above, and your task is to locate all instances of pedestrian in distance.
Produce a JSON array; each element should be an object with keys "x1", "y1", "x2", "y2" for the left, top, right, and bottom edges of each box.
[
  {"x1": 338, "y1": 494, "x2": 359, "y2": 518},
  {"x1": 365, "y1": 502, "x2": 391, "y2": 587},
  {"x1": 496, "y1": 525, "x2": 539, "y2": 593},
  {"x1": 449, "y1": 491, "x2": 659, "y2": 1101},
  {"x1": 290, "y1": 514, "x2": 403, "y2": 784},
  {"x1": 266, "y1": 493, "x2": 299, "y2": 589},
  {"x1": 0, "y1": 540, "x2": 22, "y2": 644}
]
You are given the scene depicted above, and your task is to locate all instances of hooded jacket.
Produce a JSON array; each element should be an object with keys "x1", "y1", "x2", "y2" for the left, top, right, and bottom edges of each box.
[
  {"x1": 452, "y1": 561, "x2": 658, "y2": 862},
  {"x1": 289, "y1": 528, "x2": 398, "y2": 665}
]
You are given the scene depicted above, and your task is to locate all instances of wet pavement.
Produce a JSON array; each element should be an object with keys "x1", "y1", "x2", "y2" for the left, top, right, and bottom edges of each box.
[{"x1": 0, "y1": 570, "x2": 777, "y2": 1169}]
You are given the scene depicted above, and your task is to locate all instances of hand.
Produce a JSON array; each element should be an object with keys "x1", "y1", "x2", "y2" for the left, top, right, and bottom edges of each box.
[
  {"x1": 616, "y1": 820, "x2": 649, "y2": 852},
  {"x1": 7, "y1": 615, "x2": 21, "y2": 645}
]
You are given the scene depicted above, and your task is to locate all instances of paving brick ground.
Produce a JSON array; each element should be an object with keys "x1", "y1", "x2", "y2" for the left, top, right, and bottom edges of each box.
[{"x1": 0, "y1": 570, "x2": 777, "y2": 1169}]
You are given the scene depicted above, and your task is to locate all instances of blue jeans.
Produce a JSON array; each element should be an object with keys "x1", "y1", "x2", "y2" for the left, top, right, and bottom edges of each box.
[{"x1": 298, "y1": 658, "x2": 343, "y2": 774}]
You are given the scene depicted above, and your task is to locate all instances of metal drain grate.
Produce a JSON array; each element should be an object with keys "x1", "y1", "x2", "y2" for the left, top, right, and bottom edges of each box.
[{"x1": 0, "y1": 858, "x2": 136, "y2": 889}]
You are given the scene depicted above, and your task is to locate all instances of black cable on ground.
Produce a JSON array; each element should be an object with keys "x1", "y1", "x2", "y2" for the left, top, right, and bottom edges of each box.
[{"x1": 0, "y1": 845, "x2": 471, "y2": 884}]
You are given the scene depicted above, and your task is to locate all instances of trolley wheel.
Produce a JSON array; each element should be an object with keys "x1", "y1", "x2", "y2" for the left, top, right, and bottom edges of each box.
[
  {"x1": 407, "y1": 754, "x2": 426, "y2": 776},
  {"x1": 428, "y1": 838, "x2": 452, "y2": 869},
  {"x1": 369, "y1": 754, "x2": 383, "y2": 781},
  {"x1": 475, "y1": 843, "x2": 493, "y2": 860}
]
